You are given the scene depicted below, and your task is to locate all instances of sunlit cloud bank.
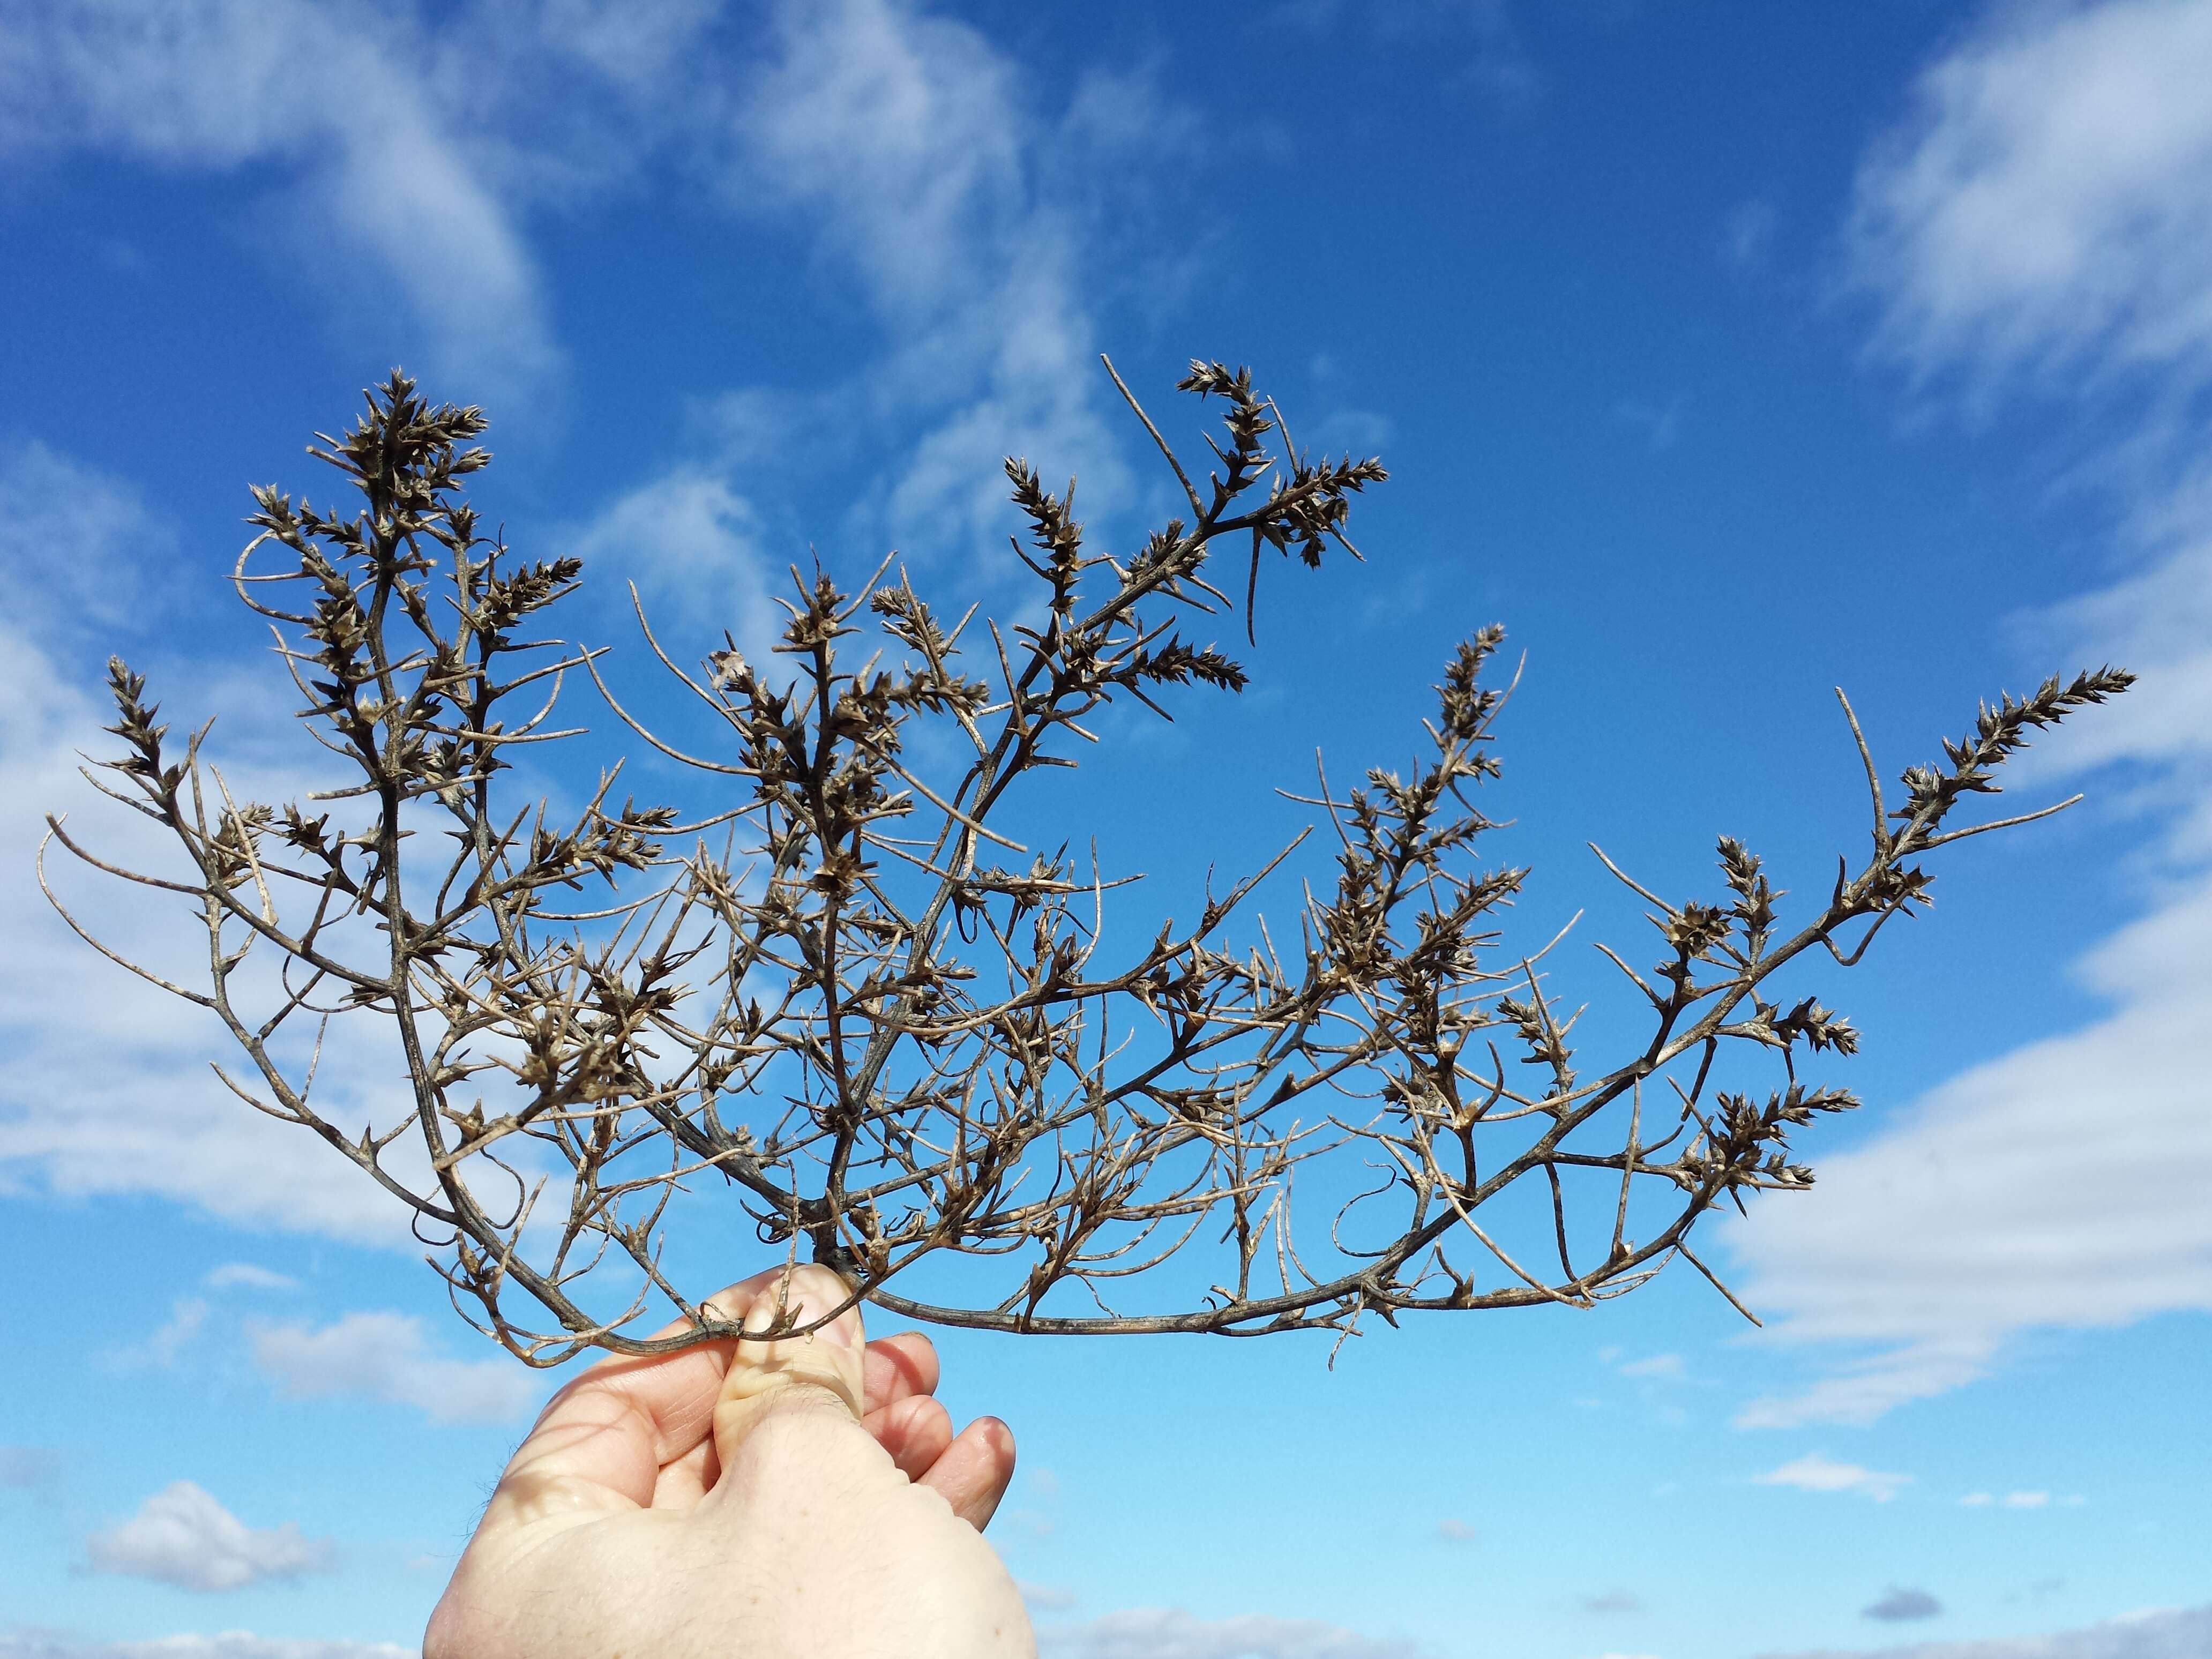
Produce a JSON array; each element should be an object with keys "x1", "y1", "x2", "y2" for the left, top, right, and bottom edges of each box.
[
  {"x1": 0, "y1": 442, "x2": 422, "y2": 1240},
  {"x1": 1725, "y1": 890, "x2": 2212, "y2": 1426},
  {"x1": 1723, "y1": 0, "x2": 2212, "y2": 1428}
]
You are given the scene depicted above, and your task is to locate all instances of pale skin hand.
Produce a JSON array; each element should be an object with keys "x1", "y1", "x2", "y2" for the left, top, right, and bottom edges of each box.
[{"x1": 425, "y1": 1265, "x2": 1036, "y2": 1659}]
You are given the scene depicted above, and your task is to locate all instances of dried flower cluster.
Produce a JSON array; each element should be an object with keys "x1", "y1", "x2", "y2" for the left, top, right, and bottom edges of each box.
[{"x1": 46, "y1": 358, "x2": 2132, "y2": 1364}]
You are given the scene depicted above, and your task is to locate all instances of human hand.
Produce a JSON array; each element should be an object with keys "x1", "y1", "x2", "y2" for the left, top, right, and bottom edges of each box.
[{"x1": 425, "y1": 1265, "x2": 1034, "y2": 1658}]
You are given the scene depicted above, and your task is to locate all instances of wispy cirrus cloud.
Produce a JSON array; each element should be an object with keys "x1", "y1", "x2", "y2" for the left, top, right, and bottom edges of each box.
[
  {"x1": 0, "y1": 1, "x2": 744, "y2": 403},
  {"x1": 561, "y1": 0, "x2": 1195, "y2": 679},
  {"x1": 1846, "y1": 0, "x2": 2212, "y2": 397},
  {"x1": 0, "y1": 2, "x2": 559, "y2": 398},
  {"x1": 712, "y1": 0, "x2": 1161, "y2": 562}
]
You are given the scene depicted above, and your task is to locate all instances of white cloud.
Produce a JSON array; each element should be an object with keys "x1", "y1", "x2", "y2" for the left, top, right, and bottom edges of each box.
[
  {"x1": 558, "y1": 466, "x2": 783, "y2": 667},
  {"x1": 1848, "y1": 0, "x2": 2212, "y2": 394},
  {"x1": 1753, "y1": 1453, "x2": 1913, "y2": 1503},
  {"x1": 1757, "y1": 1602, "x2": 2212, "y2": 1659},
  {"x1": 0, "y1": 442, "x2": 173, "y2": 639},
  {"x1": 539, "y1": 0, "x2": 1206, "y2": 710},
  {"x1": 1021, "y1": 1583, "x2": 1080, "y2": 1612},
  {"x1": 519, "y1": 0, "x2": 1192, "y2": 706},
  {"x1": 0, "y1": 437, "x2": 726, "y2": 1299},
  {"x1": 2, "y1": 0, "x2": 1193, "y2": 563},
  {"x1": 1437, "y1": 1518, "x2": 1476, "y2": 1541},
  {"x1": 1724, "y1": 931, "x2": 2212, "y2": 1427},
  {"x1": 1845, "y1": 0, "x2": 2212, "y2": 834},
  {"x1": 1035, "y1": 1609, "x2": 1424, "y2": 1659},
  {"x1": 0, "y1": 609, "x2": 439, "y2": 1246},
  {"x1": 1616, "y1": 1352, "x2": 1686, "y2": 1380},
  {"x1": 428, "y1": 0, "x2": 722, "y2": 204},
  {"x1": 1728, "y1": 0, "x2": 2212, "y2": 1430},
  {"x1": 248, "y1": 1311, "x2": 539, "y2": 1424},
  {"x1": 0, "y1": 440, "x2": 438, "y2": 1244},
  {"x1": 204, "y1": 1265, "x2": 297, "y2": 1292},
  {"x1": 0, "y1": 3, "x2": 558, "y2": 398},
  {"x1": 2006, "y1": 447, "x2": 2212, "y2": 887},
  {"x1": 734, "y1": 0, "x2": 1028, "y2": 337},
  {"x1": 720, "y1": 0, "x2": 1146, "y2": 564},
  {"x1": 0, "y1": 1636, "x2": 408, "y2": 1659},
  {"x1": 1984, "y1": 435, "x2": 2212, "y2": 804},
  {"x1": 117, "y1": 1298, "x2": 211, "y2": 1370},
  {"x1": 84, "y1": 1482, "x2": 332, "y2": 1592},
  {"x1": 2005, "y1": 1490, "x2": 2051, "y2": 1508}
]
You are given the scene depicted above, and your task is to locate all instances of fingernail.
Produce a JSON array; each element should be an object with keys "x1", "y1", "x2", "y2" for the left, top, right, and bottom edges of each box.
[{"x1": 791, "y1": 1283, "x2": 856, "y2": 1347}]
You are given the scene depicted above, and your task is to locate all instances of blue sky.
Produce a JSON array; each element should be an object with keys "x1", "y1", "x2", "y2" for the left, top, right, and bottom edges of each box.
[{"x1": 1, "y1": 2, "x2": 2208, "y2": 1656}]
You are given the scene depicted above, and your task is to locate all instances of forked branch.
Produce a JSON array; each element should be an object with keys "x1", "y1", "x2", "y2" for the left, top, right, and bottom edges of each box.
[{"x1": 49, "y1": 361, "x2": 2132, "y2": 1363}]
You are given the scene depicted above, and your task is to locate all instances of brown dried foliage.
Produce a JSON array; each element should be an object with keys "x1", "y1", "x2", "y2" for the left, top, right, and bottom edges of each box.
[{"x1": 44, "y1": 359, "x2": 2133, "y2": 1363}]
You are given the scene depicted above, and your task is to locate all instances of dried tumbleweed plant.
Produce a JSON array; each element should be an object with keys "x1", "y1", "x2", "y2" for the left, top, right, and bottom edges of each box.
[{"x1": 46, "y1": 358, "x2": 2132, "y2": 1363}]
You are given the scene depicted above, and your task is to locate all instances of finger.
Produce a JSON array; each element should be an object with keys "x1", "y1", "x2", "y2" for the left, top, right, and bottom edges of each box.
[
  {"x1": 662, "y1": 1284, "x2": 925, "y2": 1510},
  {"x1": 477, "y1": 1265, "x2": 795, "y2": 1532},
  {"x1": 862, "y1": 1330, "x2": 939, "y2": 1414},
  {"x1": 648, "y1": 1433, "x2": 718, "y2": 1511},
  {"x1": 864, "y1": 1392, "x2": 954, "y2": 1483},
  {"x1": 918, "y1": 1415, "x2": 1017, "y2": 1531},
  {"x1": 710, "y1": 1264, "x2": 868, "y2": 1474}
]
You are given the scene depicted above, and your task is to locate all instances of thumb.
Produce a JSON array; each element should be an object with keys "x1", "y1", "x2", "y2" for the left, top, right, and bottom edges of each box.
[{"x1": 711, "y1": 1264, "x2": 868, "y2": 1471}]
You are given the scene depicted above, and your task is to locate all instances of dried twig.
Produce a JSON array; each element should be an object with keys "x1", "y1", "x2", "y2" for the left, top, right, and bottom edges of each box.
[{"x1": 50, "y1": 363, "x2": 2133, "y2": 1364}]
